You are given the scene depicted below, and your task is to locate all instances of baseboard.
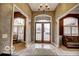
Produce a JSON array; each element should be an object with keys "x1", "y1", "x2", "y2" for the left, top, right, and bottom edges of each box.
[{"x1": 51, "y1": 42, "x2": 57, "y2": 47}]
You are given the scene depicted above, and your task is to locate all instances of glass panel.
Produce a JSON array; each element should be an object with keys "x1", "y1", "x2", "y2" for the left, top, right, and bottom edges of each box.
[
  {"x1": 14, "y1": 18, "x2": 24, "y2": 25},
  {"x1": 64, "y1": 17, "x2": 78, "y2": 26},
  {"x1": 72, "y1": 27, "x2": 78, "y2": 36},
  {"x1": 36, "y1": 23, "x2": 42, "y2": 41},
  {"x1": 18, "y1": 26, "x2": 24, "y2": 41},
  {"x1": 36, "y1": 16, "x2": 50, "y2": 22},
  {"x1": 36, "y1": 19, "x2": 50, "y2": 22},
  {"x1": 13, "y1": 26, "x2": 18, "y2": 40},
  {"x1": 44, "y1": 23, "x2": 50, "y2": 41},
  {"x1": 13, "y1": 18, "x2": 25, "y2": 42},
  {"x1": 13, "y1": 26, "x2": 17, "y2": 35},
  {"x1": 64, "y1": 27, "x2": 71, "y2": 36}
]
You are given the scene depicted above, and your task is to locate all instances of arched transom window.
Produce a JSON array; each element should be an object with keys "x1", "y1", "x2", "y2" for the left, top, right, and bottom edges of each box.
[
  {"x1": 14, "y1": 18, "x2": 24, "y2": 25},
  {"x1": 35, "y1": 15, "x2": 51, "y2": 22}
]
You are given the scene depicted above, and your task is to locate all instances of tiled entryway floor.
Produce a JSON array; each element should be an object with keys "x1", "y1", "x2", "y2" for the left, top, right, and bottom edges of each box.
[{"x1": 15, "y1": 43, "x2": 79, "y2": 56}]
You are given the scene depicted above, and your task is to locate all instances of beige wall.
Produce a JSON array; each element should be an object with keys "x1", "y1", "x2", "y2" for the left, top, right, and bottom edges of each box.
[
  {"x1": 31, "y1": 11, "x2": 55, "y2": 43},
  {"x1": 0, "y1": 4, "x2": 13, "y2": 54},
  {"x1": 15, "y1": 3, "x2": 32, "y2": 18},
  {"x1": 55, "y1": 3, "x2": 77, "y2": 20}
]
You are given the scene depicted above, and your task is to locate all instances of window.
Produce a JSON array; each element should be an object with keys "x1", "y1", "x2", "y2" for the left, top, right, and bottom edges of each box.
[
  {"x1": 64, "y1": 26, "x2": 71, "y2": 36},
  {"x1": 64, "y1": 17, "x2": 78, "y2": 36},
  {"x1": 35, "y1": 15, "x2": 51, "y2": 22},
  {"x1": 14, "y1": 18, "x2": 24, "y2": 26},
  {"x1": 13, "y1": 18, "x2": 25, "y2": 41}
]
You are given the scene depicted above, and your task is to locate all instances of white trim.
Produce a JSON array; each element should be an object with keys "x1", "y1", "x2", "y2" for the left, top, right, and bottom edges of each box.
[
  {"x1": 35, "y1": 14, "x2": 52, "y2": 18},
  {"x1": 69, "y1": 12, "x2": 79, "y2": 14},
  {"x1": 14, "y1": 4, "x2": 27, "y2": 17},
  {"x1": 11, "y1": 4, "x2": 15, "y2": 55}
]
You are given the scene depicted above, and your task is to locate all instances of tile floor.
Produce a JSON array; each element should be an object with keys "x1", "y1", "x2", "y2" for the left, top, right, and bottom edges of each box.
[{"x1": 15, "y1": 43, "x2": 79, "y2": 56}]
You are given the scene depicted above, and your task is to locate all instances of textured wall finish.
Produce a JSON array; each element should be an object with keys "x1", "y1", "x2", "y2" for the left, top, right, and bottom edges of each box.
[
  {"x1": 0, "y1": 4, "x2": 13, "y2": 54},
  {"x1": 15, "y1": 3, "x2": 32, "y2": 18},
  {"x1": 55, "y1": 3, "x2": 77, "y2": 20}
]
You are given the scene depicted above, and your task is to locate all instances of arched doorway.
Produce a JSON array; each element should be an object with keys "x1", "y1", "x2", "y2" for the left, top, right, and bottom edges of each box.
[
  {"x1": 13, "y1": 16, "x2": 26, "y2": 52},
  {"x1": 13, "y1": 17, "x2": 25, "y2": 43},
  {"x1": 34, "y1": 14, "x2": 52, "y2": 43}
]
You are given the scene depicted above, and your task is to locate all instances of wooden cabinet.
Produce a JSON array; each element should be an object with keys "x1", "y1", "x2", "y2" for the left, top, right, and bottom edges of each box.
[{"x1": 63, "y1": 36, "x2": 79, "y2": 48}]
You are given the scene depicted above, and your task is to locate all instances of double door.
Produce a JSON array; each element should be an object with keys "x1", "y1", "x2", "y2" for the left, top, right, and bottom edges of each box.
[{"x1": 35, "y1": 22, "x2": 51, "y2": 43}]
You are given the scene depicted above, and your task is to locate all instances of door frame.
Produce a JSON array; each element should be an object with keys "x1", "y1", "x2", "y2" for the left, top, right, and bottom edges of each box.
[{"x1": 35, "y1": 22, "x2": 51, "y2": 43}]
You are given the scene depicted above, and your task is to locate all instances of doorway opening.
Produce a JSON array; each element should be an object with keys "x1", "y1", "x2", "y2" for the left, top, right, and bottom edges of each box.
[
  {"x1": 13, "y1": 17, "x2": 26, "y2": 52},
  {"x1": 12, "y1": 6, "x2": 27, "y2": 53},
  {"x1": 35, "y1": 14, "x2": 52, "y2": 43}
]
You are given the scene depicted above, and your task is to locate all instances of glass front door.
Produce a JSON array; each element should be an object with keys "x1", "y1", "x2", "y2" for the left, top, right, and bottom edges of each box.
[
  {"x1": 36, "y1": 23, "x2": 42, "y2": 42},
  {"x1": 35, "y1": 22, "x2": 51, "y2": 43},
  {"x1": 44, "y1": 23, "x2": 51, "y2": 42}
]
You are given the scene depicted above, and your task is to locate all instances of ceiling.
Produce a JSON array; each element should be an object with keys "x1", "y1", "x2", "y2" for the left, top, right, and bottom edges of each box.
[{"x1": 29, "y1": 3, "x2": 58, "y2": 11}]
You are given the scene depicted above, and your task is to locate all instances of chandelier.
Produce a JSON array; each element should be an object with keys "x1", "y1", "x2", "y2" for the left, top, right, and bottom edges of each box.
[{"x1": 38, "y1": 4, "x2": 50, "y2": 14}]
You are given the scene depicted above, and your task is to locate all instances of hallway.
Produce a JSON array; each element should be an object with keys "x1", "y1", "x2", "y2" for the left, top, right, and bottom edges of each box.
[{"x1": 0, "y1": 3, "x2": 79, "y2": 56}]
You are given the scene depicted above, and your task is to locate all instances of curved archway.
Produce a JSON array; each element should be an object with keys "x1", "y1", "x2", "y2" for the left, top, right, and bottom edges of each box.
[
  {"x1": 12, "y1": 13, "x2": 26, "y2": 53},
  {"x1": 34, "y1": 14, "x2": 52, "y2": 43}
]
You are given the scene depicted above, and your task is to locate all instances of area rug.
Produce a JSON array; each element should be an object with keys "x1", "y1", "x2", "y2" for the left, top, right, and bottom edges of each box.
[
  {"x1": 28, "y1": 48, "x2": 57, "y2": 56},
  {"x1": 16, "y1": 48, "x2": 57, "y2": 56}
]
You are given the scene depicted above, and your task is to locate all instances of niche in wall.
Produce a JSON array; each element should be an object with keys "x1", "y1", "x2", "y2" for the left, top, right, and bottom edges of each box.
[{"x1": 59, "y1": 14, "x2": 79, "y2": 48}]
